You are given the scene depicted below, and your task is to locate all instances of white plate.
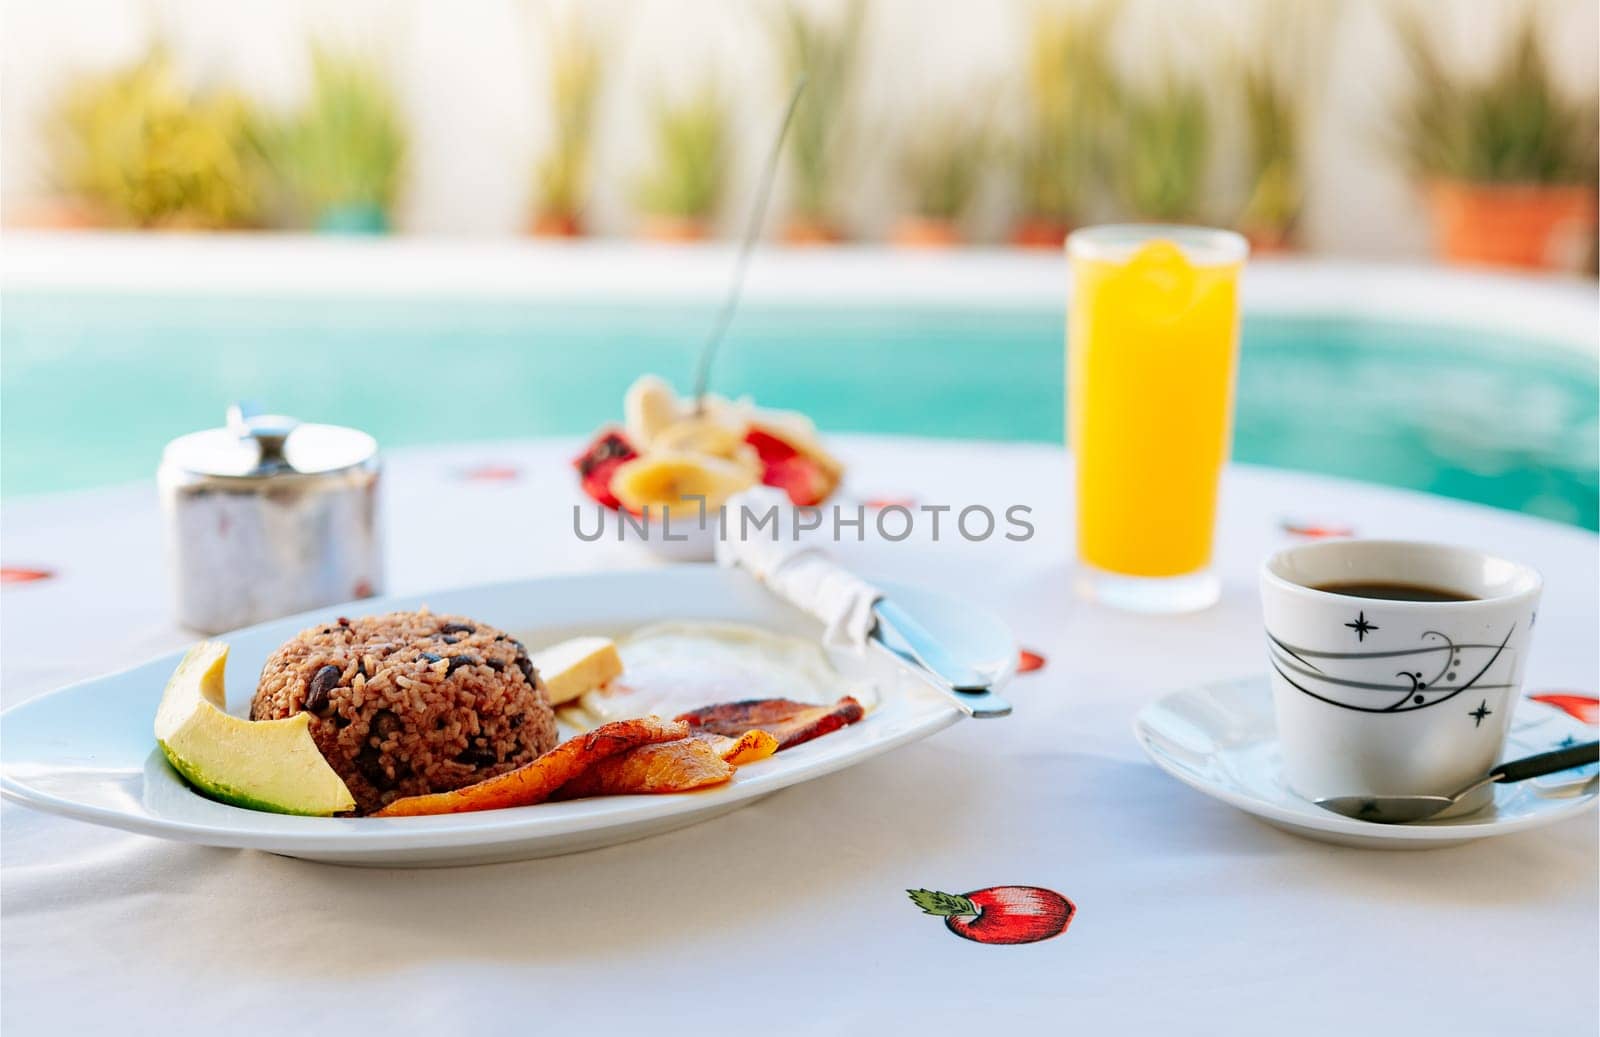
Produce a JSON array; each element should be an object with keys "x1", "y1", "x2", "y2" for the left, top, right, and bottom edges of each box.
[
  {"x1": 1134, "y1": 676, "x2": 1597, "y2": 850},
  {"x1": 0, "y1": 567, "x2": 1015, "y2": 867}
]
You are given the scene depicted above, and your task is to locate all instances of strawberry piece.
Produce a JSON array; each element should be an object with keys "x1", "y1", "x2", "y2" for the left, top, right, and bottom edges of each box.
[
  {"x1": 744, "y1": 427, "x2": 800, "y2": 465},
  {"x1": 572, "y1": 430, "x2": 637, "y2": 510},
  {"x1": 580, "y1": 461, "x2": 629, "y2": 509},
  {"x1": 746, "y1": 427, "x2": 840, "y2": 505},
  {"x1": 762, "y1": 455, "x2": 830, "y2": 507}
]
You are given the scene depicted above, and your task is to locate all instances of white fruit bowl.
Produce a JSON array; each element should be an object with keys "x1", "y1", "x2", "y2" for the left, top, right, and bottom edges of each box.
[{"x1": 605, "y1": 505, "x2": 721, "y2": 562}]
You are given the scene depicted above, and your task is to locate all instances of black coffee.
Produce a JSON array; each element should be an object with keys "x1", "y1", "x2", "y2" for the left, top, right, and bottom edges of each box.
[{"x1": 1313, "y1": 581, "x2": 1476, "y2": 603}]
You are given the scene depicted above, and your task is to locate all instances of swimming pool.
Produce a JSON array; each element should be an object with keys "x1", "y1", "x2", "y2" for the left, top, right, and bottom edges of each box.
[{"x1": 2, "y1": 240, "x2": 1596, "y2": 529}]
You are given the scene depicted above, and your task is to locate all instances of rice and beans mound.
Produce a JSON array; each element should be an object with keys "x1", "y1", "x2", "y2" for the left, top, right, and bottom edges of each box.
[{"x1": 250, "y1": 610, "x2": 558, "y2": 814}]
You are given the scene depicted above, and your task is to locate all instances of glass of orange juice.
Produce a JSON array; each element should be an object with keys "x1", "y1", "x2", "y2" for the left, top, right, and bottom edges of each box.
[{"x1": 1067, "y1": 225, "x2": 1248, "y2": 612}]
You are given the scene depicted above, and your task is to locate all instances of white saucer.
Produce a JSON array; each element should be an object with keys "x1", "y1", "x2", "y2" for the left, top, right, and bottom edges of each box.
[{"x1": 1133, "y1": 675, "x2": 1597, "y2": 850}]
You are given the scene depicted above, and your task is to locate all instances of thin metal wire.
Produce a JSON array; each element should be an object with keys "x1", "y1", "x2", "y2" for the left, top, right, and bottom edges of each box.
[{"x1": 692, "y1": 74, "x2": 808, "y2": 411}]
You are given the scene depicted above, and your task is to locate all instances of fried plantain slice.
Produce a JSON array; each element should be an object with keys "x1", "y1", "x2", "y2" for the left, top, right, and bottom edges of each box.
[
  {"x1": 675, "y1": 696, "x2": 864, "y2": 751},
  {"x1": 552, "y1": 728, "x2": 779, "y2": 801},
  {"x1": 696, "y1": 729, "x2": 780, "y2": 766},
  {"x1": 553, "y1": 737, "x2": 734, "y2": 799},
  {"x1": 373, "y1": 716, "x2": 687, "y2": 817}
]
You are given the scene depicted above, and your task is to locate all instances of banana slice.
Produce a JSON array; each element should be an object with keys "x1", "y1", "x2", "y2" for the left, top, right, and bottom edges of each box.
[
  {"x1": 610, "y1": 453, "x2": 757, "y2": 512},
  {"x1": 624, "y1": 375, "x2": 684, "y2": 448},
  {"x1": 652, "y1": 416, "x2": 748, "y2": 459},
  {"x1": 729, "y1": 443, "x2": 764, "y2": 481},
  {"x1": 701, "y1": 392, "x2": 756, "y2": 429}
]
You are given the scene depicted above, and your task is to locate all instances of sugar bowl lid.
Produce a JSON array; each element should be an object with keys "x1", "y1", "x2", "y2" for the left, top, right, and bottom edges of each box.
[{"x1": 162, "y1": 404, "x2": 377, "y2": 479}]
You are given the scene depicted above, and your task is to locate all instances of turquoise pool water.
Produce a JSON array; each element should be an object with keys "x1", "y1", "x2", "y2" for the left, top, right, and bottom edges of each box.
[{"x1": 3, "y1": 291, "x2": 1596, "y2": 529}]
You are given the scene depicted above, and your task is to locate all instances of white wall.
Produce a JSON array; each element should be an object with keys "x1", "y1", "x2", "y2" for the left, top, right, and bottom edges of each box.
[{"x1": 1, "y1": 0, "x2": 1595, "y2": 257}]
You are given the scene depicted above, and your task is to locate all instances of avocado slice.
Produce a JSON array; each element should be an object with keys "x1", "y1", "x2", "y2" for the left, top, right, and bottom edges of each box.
[{"x1": 154, "y1": 641, "x2": 355, "y2": 816}]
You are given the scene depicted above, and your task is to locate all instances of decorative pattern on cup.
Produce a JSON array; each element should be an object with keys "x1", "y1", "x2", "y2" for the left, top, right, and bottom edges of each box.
[{"x1": 1266, "y1": 621, "x2": 1518, "y2": 717}]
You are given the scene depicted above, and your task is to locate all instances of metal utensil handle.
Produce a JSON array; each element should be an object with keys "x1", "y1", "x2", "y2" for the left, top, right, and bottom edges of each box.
[
  {"x1": 691, "y1": 74, "x2": 807, "y2": 409},
  {"x1": 873, "y1": 599, "x2": 989, "y2": 692},
  {"x1": 869, "y1": 601, "x2": 1012, "y2": 719},
  {"x1": 1491, "y1": 741, "x2": 1599, "y2": 784},
  {"x1": 868, "y1": 636, "x2": 1013, "y2": 719}
]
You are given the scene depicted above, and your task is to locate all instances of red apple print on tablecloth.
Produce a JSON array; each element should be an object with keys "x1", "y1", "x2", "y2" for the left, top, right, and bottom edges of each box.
[
  {"x1": 908, "y1": 887, "x2": 1075, "y2": 945},
  {"x1": 1280, "y1": 518, "x2": 1355, "y2": 539},
  {"x1": 1018, "y1": 649, "x2": 1046, "y2": 674},
  {"x1": 459, "y1": 464, "x2": 521, "y2": 482},
  {"x1": 1528, "y1": 693, "x2": 1600, "y2": 726},
  {"x1": 1, "y1": 567, "x2": 55, "y2": 585}
]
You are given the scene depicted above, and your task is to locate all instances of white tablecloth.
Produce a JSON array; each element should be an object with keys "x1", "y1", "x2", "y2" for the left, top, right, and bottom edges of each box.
[{"x1": 3, "y1": 437, "x2": 1595, "y2": 1035}]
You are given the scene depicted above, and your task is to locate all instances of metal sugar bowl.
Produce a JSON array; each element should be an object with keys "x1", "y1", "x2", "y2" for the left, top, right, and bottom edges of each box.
[{"x1": 158, "y1": 405, "x2": 384, "y2": 634}]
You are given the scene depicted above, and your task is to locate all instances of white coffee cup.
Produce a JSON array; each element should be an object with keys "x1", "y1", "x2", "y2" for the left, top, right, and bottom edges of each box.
[{"x1": 1260, "y1": 540, "x2": 1542, "y2": 815}]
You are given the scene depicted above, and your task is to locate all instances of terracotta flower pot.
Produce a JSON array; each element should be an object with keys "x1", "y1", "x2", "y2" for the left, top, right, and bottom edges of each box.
[
  {"x1": 1010, "y1": 218, "x2": 1071, "y2": 250},
  {"x1": 891, "y1": 217, "x2": 962, "y2": 249},
  {"x1": 782, "y1": 216, "x2": 845, "y2": 246},
  {"x1": 1241, "y1": 225, "x2": 1297, "y2": 256},
  {"x1": 529, "y1": 212, "x2": 583, "y2": 238},
  {"x1": 6, "y1": 196, "x2": 107, "y2": 230},
  {"x1": 639, "y1": 216, "x2": 709, "y2": 243},
  {"x1": 1427, "y1": 181, "x2": 1597, "y2": 271}
]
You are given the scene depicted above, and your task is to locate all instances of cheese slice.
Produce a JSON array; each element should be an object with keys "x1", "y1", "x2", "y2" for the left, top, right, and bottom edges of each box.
[{"x1": 534, "y1": 636, "x2": 624, "y2": 705}]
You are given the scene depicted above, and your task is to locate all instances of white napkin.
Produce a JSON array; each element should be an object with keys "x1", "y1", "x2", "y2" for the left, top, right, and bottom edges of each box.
[{"x1": 714, "y1": 487, "x2": 881, "y2": 649}]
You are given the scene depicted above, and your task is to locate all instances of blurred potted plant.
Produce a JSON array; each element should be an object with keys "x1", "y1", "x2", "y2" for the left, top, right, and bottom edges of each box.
[
  {"x1": 1391, "y1": 9, "x2": 1597, "y2": 270},
  {"x1": 894, "y1": 110, "x2": 988, "y2": 247},
  {"x1": 49, "y1": 48, "x2": 260, "y2": 229},
  {"x1": 1012, "y1": 1, "x2": 1118, "y2": 249},
  {"x1": 767, "y1": 0, "x2": 866, "y2": 244},
  {"x1": 529, "y1": 15, "x2": 602, "y2": 237},
  {"x1": 1235, "y1": 58, "x2": 1302, "y2": 252},
  {"x1": 634, "y1": 81, "x2": 730, "y2": 242},
  {"x1": 1114, "y1": 74, "x2": 1211, "y2": 222},
  {"x1": 1232, "y1": 0, "x2": 1327, "y2": 252},
  {"x1": 259, "y1": 45, "x2": 407, "y2": 234}
]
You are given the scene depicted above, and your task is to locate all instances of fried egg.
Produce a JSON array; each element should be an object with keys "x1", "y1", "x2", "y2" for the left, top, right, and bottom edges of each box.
[{"x1": 576, "y1": 621, "x2": 869, "y2": 725}]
